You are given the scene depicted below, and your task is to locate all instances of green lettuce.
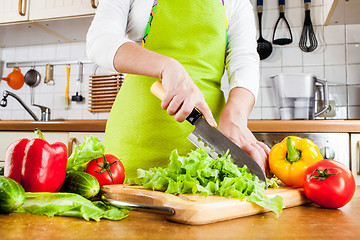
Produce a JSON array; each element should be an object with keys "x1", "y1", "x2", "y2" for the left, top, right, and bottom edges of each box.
[
  {"x1": 129, "y1": 148, "x2": 285, "y2": 216},
  {"x1": 15, "y1": 192, "x2": 128, "y2": 221},
  {"x1": 67, "y1": 136, "x2": 105, "y2": 171}
]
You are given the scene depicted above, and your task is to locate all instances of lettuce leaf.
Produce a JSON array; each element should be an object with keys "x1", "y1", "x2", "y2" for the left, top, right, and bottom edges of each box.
[
  {"x1": 15, "y1": 192, "x2": 128, "y2": 221},
  {"x1": 128, "y1": 148, "x2": 285, "y2": 217},
  {"x1": 66, "y1": 136, "x2": 105, "y2": 172}
]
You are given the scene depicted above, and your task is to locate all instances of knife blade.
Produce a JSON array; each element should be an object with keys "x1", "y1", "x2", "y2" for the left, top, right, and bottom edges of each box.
[{"x1": 150, "y1": 81, "x2": 267, "y2": 185}]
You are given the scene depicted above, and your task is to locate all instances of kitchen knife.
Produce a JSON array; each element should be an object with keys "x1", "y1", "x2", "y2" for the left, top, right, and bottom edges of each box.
[{"x1": 150, "y1": 81, "x2": 267, "y2": 185}]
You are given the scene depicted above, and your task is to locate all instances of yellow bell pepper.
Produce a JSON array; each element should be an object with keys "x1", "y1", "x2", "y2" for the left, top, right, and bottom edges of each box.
[{"x1": 269, "y1": 136, "x2": 323, "y2": 187}]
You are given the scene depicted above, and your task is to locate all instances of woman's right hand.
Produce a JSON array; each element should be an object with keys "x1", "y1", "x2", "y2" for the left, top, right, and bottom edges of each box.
[{"x1": 160, "y1": 58, "x2": 217, "y2": 128}]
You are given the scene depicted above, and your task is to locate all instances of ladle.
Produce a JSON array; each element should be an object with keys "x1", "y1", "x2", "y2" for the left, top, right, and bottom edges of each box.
[{"x1": 256, "y1": 0, "x2": 272, "y2": 60}]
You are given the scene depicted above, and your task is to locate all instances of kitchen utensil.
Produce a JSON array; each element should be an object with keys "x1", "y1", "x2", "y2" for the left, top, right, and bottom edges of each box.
[
  {"x1": 101, "y1": 184, "x2": 309, "y2": 225},
  {"x1": 271, "y1": 73, "x2": 329, "y2": 120},
  {"x1": 256, "y1": 0, "x2": 272, "y2": 60},
  {"x1": 24, "y1": 67, "x2": 41, "y2": 87},
  {"x1": 1, "y1": 67, "x2": 24, "y2": 90},
  {"x1": 44, "y1": 64, "x2": 55, "y2": 85},
  {"x1": 299, "y1": 0, "x2": 318, "y2": 52},
  {"x1": 65, "y1": 64, "x2": 70, "y2": 106},
  {"x1": 71, "y1": 62, "x2": 84, "y2": 102},
  {"x1": 150, "y1": 81, "x2": 266, "y2": 184},
  {"x1": 272, "y1": 0, "x2": 293, "y2": 45}
]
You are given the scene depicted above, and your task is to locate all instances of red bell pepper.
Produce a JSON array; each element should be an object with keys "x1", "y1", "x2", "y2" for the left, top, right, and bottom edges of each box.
[{"x1": 4, "y1": 130, "x2": 67, "y2": 192}]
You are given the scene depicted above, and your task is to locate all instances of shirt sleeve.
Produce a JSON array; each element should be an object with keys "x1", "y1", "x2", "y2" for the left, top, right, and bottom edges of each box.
[
  {"x1": 86, "y1": 0, "x2": 134, "y2": 72},
  {"x1": 225, "y1": 0, "x2": 260, "y2": 100}
]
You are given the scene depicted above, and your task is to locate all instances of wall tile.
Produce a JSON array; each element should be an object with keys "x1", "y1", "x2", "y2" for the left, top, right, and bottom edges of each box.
[
  {"x1": 249, "y1": 107, "x2": 261, "y2": 120},
  {"x1": 282, "y1": 66, "x2": 303, "y2": 74},
  {"x1": 303, "y1": 66, "x2": 325, "y2": 79},
  {"x1": 260, "y1": 67, "x2": 282, "y2": 87},
  {"x1": 348, "y1": 106, "x2": 360, "y2": 119},
  {"x1": 329, "y1": 85, "x2": 347, "y2": 106},
  {"x1": 346, "y1": 24, "x2": 360, "y2": 44},
  {"x1": 325, "y1": 65, "x2": 347, "y2": 85},
  {"x1": 324, "y1": 25, "x2": 345, "y2": 45},
  {"x1": 324, "y1": 45, "x2": 346, "y2": 65},
  {"x1": 347, "y1": 44, "x2": 360, "y2": 64},
  {"x1": 303, "y1": 49, "x2": 324, "y2": 66},
  {"x1": 282, "y1": 46, "x2": 303, "y2": 67},
  {"x1": 262, "y1": 107, "x2": 280, "y2": 120},
  {"x1": 261, "y1": 87, "x2": 277, "y2": 107},
  {"x1": 347, "y1": 64, "x2": 360, "y2": 85},
  {"x1": 261, "y1": 46, "x2": 281, "y2": 67},
  {"x1": 348, "y1": 85, "x2": 360, "y2": 106}
]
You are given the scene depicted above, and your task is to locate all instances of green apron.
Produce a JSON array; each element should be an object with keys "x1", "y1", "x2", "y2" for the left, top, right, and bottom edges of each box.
[{"x1": 104, "y1": 0, "x2": 227, "y2": 178}]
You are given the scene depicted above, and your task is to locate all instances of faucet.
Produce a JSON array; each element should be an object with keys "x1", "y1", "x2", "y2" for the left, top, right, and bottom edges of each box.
[{"x1": 0, "y1": 90, "x2": 51, "y2": 121}]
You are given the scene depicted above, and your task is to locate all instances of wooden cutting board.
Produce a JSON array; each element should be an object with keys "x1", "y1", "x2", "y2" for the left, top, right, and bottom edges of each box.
[{"x1": 101, "y1": 184, "x2": 310, "y2": 225}]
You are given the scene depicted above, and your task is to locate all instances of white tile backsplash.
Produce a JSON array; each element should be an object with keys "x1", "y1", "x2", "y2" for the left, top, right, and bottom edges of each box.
[
  {"x1": 324, "y1": 25, "x2": 346, "y2": 45},
  {"x1": 347, "y1": 44, "x2": 360, "y2": 64},
  {"x1": 346, "y1": 24, "x2": 360, "y2": 44},
  {"x1": 1, "y1": 3, "x2": 360, "y2": 121},
  {"x1": 347, "y1": 64, "x2": 360, "y2": 85}
]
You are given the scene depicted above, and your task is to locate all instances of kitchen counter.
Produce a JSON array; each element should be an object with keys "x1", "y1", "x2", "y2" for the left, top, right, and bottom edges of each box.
[
  {"x1": 1, "y1": 119, "x2": 360, "y2": 133},
  {"x1": 1, "y1": 187, "x2": 360, "y2": 239}
]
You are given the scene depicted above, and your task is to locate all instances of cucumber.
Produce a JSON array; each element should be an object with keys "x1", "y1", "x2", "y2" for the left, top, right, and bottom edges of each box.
[
  {"x1": 0, "y1": 176, "x2": 26, "y2": 213},
  {"x1": 62, "y1": 171, "x2": 100, "y2": 199}
]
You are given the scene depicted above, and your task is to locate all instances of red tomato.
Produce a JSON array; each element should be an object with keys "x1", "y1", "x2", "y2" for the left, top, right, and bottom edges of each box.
[
  {"x1": 303, "y1": 159, "x2": 355, "y2": 209},
  {"x1": 85, "y1": 154, "x2": 125, "y2": 187}
]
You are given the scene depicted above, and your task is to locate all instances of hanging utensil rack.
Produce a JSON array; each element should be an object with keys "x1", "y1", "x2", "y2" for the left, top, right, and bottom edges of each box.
[{"x1": 5, "y1": 59, "x2": 93, "y2": 68}]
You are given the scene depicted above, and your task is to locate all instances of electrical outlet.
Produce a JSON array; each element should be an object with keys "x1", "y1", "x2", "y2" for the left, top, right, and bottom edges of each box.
[{"x1": 317, "y1": 100, "x2": 336, "y2": 118}]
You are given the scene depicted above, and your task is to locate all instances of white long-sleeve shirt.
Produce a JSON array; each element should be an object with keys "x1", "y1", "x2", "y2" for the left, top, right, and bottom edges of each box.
[{"x1": 86, "y1": 0, "x2": 260, "y2": 99}]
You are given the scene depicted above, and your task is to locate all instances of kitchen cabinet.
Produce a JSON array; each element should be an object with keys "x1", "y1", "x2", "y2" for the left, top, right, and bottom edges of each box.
[
  {"x1": 324, "y1": 0, "x2": 360, "y2": 25},
  {"x1": 0, "y1": 131, "x2": 68, "y2": 166},
  {"x1": 28, "y1": 0, "x2": 97, "y2": 21},
  {"x1": 0, "y1": 0, "x2": 29, "y2": 24},
  {"x1": 0, "y1": 0, "x2": 97, "y2": 25},
  {"x1": 350, "y1": 133, "x2": 360, "y2": 185}
]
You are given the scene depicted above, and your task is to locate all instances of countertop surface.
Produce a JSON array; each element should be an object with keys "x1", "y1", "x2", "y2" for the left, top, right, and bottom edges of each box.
[
  {"x1": 0, "y1": 187, "x2": 360, "y2": 239},
  {"x1": 1, "y1": 119, "x2": 360, "y2": 132}
]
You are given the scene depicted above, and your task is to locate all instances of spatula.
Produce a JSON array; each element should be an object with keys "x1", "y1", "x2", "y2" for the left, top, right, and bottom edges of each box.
[{"x1": 150, "y1": 81, "x2": 267, "y2": 185}]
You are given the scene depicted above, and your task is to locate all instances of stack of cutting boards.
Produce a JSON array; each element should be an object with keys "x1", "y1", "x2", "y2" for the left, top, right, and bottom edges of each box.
[{"x1": 102, "y1": 185, "x2": 310, "y2": 225}]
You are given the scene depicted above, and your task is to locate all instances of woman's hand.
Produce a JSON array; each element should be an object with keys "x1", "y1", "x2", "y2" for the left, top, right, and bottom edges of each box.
[
  {"x1": 218, "y1": 87, "x2": 270, "y2": 174},
  {"x1": 160, "y1": 59, "x2": 217, "y2": 127},
  {"x1": 113, "y1": 42, "x2": 216, "y2": 127}
]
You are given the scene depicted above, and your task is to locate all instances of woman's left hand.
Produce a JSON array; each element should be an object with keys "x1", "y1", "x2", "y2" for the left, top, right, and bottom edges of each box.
[{"x1": 218, "y1": 88, "x2": 270, "y2": 175}]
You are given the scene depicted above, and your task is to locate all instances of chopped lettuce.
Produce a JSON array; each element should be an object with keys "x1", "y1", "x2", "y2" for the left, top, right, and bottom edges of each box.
[
  {"x1": 66, "y1": 136, "x2": 105, "y2": 172},
  {"x1": 15, "y1": 192, "x2": 128, "y2": 221},
  {"x1": 128, "y1": 148, "x2": 285, "y2": 216}
]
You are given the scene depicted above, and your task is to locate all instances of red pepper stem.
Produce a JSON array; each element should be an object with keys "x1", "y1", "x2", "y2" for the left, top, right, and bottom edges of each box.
[
  {"x1": 286, "y1": 137, "x2": 301, "y2": 163},
  {"x1": 34, "y1": 128, "x2": 45, "y2": 140}
]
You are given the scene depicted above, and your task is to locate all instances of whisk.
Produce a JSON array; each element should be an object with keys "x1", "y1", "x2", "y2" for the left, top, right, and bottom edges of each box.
[{"x1": 299, "y1": 0, "x2": 317, "y2": 52}]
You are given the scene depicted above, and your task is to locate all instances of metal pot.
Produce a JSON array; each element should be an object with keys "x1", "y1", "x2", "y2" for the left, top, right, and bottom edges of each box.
[{"x1": 24, "y1": 67, "x2": 41, "y2": 87}]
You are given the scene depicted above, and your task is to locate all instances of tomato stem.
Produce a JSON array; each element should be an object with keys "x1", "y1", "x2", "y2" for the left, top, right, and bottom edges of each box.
[
  {"x1": 286, "y1": 137, "x2": 301, "y2": 163},
  {"x1": 309, "y1": 167, "x2": 338, "y2": 181},
  {"x1": 94, "y1": 155, "x2": 119, "y2": 183}
]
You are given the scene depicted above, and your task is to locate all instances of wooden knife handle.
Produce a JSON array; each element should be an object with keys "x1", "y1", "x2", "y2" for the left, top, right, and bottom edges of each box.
[
  {"x1": 150, "y1": 81, "x2": 202, "y2": 125},
  {"x1": 150, "y1": 81, "x2": 165, "y2": 101}
]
